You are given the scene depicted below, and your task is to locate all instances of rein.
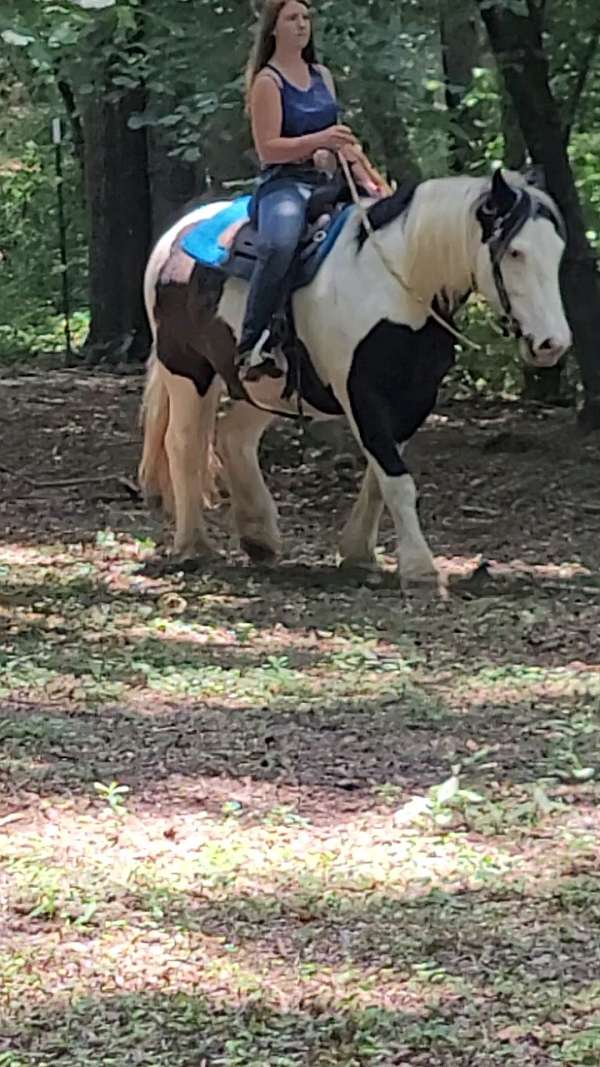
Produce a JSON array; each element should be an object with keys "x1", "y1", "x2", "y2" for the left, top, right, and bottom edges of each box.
[
  {"x1": 338, "y1": 156, "x2": 557, "y2": 355},
  {"x1": 338, "y1": 153, "x2": 483, "y2": 352}
]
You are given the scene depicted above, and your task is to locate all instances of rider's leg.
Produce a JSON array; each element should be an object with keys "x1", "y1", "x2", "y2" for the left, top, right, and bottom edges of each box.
[{"x1": 237, "y1": 184, "x2": 307, "y2": 372}]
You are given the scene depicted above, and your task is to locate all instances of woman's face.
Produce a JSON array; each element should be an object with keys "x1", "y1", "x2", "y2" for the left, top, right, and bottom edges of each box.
[{"x1": 274, "y1": 1, "x2": 311, "y2": 51}]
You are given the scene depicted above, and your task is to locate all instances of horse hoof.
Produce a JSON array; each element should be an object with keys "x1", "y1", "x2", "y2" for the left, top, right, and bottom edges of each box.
[
  {"x1": 170, "y1": 540, "x2": 219, "y2": 567},
  {"x1": 240, "y1": 537, "x2": 278, "y2": 565},
  {"x1": 400, "y1": 570, "x2": 448, "y2": 602},
  {"x1": 338, "y1": 556, "x2": 378, "y2": 573}
]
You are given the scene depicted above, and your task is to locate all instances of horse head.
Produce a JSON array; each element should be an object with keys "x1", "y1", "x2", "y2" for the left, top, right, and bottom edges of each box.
[{"x1": 474, "y1": 168, "x2": 572, "y2": 367}]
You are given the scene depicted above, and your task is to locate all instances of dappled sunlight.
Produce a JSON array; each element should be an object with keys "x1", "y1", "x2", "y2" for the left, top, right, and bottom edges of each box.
[
  {"x1": 2, "y1": 799, "x2": 518, "y2": 911},
  {"x1": 441, "y1": 663, "x2": 600, "y2": 707},
  {"x1": 2, "y1": 782, "x2": 599, "y2": 1062},
  {"x1": 3, "y1": 920, "x2": 460, "y2": 1017},
  {"x1": 3, "y1": 781, "x2": 598, "y2": 943},
  {"x1": 437, "y1": 552, "x2": 594, "y2": 583}
]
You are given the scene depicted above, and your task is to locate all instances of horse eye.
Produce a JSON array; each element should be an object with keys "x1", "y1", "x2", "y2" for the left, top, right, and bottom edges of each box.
[{"x1": 509, "y1": 248, "x2": 524, "y2": 260}]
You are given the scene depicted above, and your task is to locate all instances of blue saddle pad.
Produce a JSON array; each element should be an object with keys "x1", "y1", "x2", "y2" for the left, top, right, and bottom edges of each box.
[
  {"x1": 180, "y1": 196, "x2": 252, "y2": 268},
  {"x1": 180, "y1": 194, "x2": 351, "y2": 291}
]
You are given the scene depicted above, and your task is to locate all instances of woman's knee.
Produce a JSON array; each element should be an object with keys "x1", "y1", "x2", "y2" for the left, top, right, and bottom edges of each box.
[{"x1": 258, "y1": 196, "x2": 306, "y2": 265}]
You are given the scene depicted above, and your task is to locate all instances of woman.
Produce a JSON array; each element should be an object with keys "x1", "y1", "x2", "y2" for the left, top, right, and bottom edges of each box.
[{"x1": 237, "y1": 0, "x2": 379, "y2": 378}]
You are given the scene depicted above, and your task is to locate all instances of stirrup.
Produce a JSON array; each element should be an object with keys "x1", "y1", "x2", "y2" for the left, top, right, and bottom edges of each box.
[
  {"x1": 237, "y1": 329, "x2": 271, "y2": 371},
  {"x1": 237, "y1": 330, "x2": 284, "y2": 382}
]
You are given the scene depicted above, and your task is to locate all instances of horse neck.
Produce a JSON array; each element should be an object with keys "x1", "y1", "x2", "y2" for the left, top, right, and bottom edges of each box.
[{"x1": 377, "y1": 176, "x2": 487, "y2": 309}]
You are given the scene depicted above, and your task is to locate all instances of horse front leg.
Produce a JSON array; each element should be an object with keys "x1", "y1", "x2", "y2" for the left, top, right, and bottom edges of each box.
[
  {"x1": 217, "y1": 395, "x2": 281, "y2": 563},
  {"x1": 340, "y1": 390, "x2": 439, "y2": 585},
  {"x1": 374, "y1": 464, "x2": 438, "y2": 584}
]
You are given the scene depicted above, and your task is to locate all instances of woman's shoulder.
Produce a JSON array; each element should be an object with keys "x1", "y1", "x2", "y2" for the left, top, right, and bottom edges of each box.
[{"x1": 254, "y1": 65, "x2": 283, "y2": 90}]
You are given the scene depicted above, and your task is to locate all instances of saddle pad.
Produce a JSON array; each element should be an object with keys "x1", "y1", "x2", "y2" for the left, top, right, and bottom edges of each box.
[{"x1": 180, "y1": 196, "x2": 252, "y2": 268}]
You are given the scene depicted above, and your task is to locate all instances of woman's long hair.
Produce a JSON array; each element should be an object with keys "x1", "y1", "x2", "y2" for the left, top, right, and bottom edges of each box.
[{"x1": 244, "y1": 0, "x2": 317, "y2": 108}]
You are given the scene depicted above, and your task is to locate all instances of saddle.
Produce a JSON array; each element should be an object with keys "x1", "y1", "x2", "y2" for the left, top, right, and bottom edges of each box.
[
  {"x1": 179, "y1": 175, "x2": 354, "y2": 403},
  {"x1": 180, "y1": 173, "x2": 353, "y2": 290}
]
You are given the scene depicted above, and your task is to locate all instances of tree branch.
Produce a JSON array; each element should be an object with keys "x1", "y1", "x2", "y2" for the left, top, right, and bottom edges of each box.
[
  {"x1": 563, "y1": 17, "x2": 600, "y2": 144},
  {"x1": 54, "y1": 68, "x2": 85, "y2": 169}
]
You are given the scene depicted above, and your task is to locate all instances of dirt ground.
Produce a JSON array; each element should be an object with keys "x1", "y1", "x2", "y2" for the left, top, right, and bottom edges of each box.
[
  {"x1": 1, "y1": 367, "x2": 600, "y2": 1066},
  {"x1": 2, "y1": 367, "x2": 599, "y2": 567}
]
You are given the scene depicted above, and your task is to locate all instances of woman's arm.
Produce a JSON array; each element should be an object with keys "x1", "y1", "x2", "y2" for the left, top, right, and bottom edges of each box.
[
  {"x1": 250, "y1": 73, "x2": 355, "y2": 165},
  {"x1": 314, "y1": 66, "x2": 384, "y2": 196}
]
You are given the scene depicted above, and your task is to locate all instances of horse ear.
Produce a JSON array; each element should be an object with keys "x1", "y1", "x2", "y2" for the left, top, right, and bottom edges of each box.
[
  {"x1": 490, "y1": 168, "x2": 518, "y2": 216},
  {"x1": 522, "y1": 164, "x2": 546, "y2": 191}
]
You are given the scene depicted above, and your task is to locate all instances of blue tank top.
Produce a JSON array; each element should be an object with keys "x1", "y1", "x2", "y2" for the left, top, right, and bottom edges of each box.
[{"x1": 265, "y1": 63, "x2": 338, "y2": 138}]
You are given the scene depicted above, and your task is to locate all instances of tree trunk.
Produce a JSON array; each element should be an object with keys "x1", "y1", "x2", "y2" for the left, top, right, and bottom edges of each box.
[
  {"x1": 499, "y1": 85, "x2": 527, "y2": 170},
  {"x1": 439, "y1": 0, "x2": 480, "y2": 172},
  {"x1": 82, "y1": 86, "x2": 152, "y2": 364},
  {"x1": 147, "y1": 128, "x2": 205, "y2": 239},
  {"x1": 359, "y1": 80, "x2": 421, "y2": 185},
  {"x1": 479, "y1": 0, "x2": 600, "y2": 431}
]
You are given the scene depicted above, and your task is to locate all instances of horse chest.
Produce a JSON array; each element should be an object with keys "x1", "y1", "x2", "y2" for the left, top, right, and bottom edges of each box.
[{"x1": 346, "y1": 318, "x2": 456, "y2": 473}]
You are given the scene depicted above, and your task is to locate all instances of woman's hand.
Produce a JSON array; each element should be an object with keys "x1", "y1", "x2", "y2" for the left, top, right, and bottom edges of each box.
[
  {"x1": 318, "y1": 124, "x2": 359, "y2": 152},
  {"x1": 337, "y1": 142, "x2": 363, "y2": 164},
  {"x1": 338, "y1": 143, "x2": 386, "y2": 199}
]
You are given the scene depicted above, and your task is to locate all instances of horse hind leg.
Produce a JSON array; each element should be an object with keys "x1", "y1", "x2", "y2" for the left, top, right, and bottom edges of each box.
[
  {"x1": 163, "y1": 369, "x2": 220, "y2": 560},
  {"x1": 216, "y1": 396, "x2": 280, "y2": 563},
  {"x1": 338, "y1": 463, "x2": 384, "y2": 569}
]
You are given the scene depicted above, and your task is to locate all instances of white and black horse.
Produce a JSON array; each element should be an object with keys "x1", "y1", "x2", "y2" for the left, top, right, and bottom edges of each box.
[{"x1": 139, "y1": 169, "x2": 571, "y2": 584}]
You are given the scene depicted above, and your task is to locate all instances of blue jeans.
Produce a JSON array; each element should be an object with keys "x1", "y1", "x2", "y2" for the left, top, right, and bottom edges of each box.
[{"x1": 239, "y1": 182, "x2": 310, "y2": 353}]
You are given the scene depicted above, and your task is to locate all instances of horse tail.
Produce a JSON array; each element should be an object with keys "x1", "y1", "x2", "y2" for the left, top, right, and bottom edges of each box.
[
  {"x1": 196, "y1": 375, "x2": 222, "y2": 508},
  {"x1": 138, "y1": 350, "x2": 174, "y2": 515}
]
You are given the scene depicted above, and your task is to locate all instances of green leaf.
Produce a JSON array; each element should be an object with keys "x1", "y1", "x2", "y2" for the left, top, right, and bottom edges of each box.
[
  {"x1": 436, "y1": 774, "x2": 460, "y2": 805},
  {"x1": 71, "y1": 0, "x2": 116, "y2": 8},
  {"x1": 1, "y1": 29, "x2": 34, "y2": 47}
]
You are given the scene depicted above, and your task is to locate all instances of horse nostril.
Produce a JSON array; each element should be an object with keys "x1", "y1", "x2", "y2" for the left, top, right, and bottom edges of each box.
[{"x1": 531, "y1": 337, "x2": 563, "y2": 367}]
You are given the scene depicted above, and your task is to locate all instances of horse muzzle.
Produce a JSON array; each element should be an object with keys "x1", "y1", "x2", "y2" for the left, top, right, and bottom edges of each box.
[{"x1": 520, "y1": 332, "x2": 572, "y2": 368}]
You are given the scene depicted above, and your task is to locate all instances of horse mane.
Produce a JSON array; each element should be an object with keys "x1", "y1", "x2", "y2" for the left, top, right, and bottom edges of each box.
[
  {"x1": 370, "y1": 175, "x2": 486, "y2": 303},
  {"x1": 357, "y1": 180, "x2": 420, "y2": 248},
  {"x1": 357, "y1": 171, "x2": 564, "y2": 307}
]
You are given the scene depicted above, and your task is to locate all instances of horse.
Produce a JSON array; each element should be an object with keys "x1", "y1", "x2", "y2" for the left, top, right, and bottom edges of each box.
[{"x1": 138, "y1": 168, "x2": 571, "y2": 586}]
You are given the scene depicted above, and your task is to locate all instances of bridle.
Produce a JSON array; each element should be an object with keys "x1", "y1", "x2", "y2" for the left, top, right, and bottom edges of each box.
[{"x1": 480, "y1": 188, "x2": 567, "y2": 341}]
